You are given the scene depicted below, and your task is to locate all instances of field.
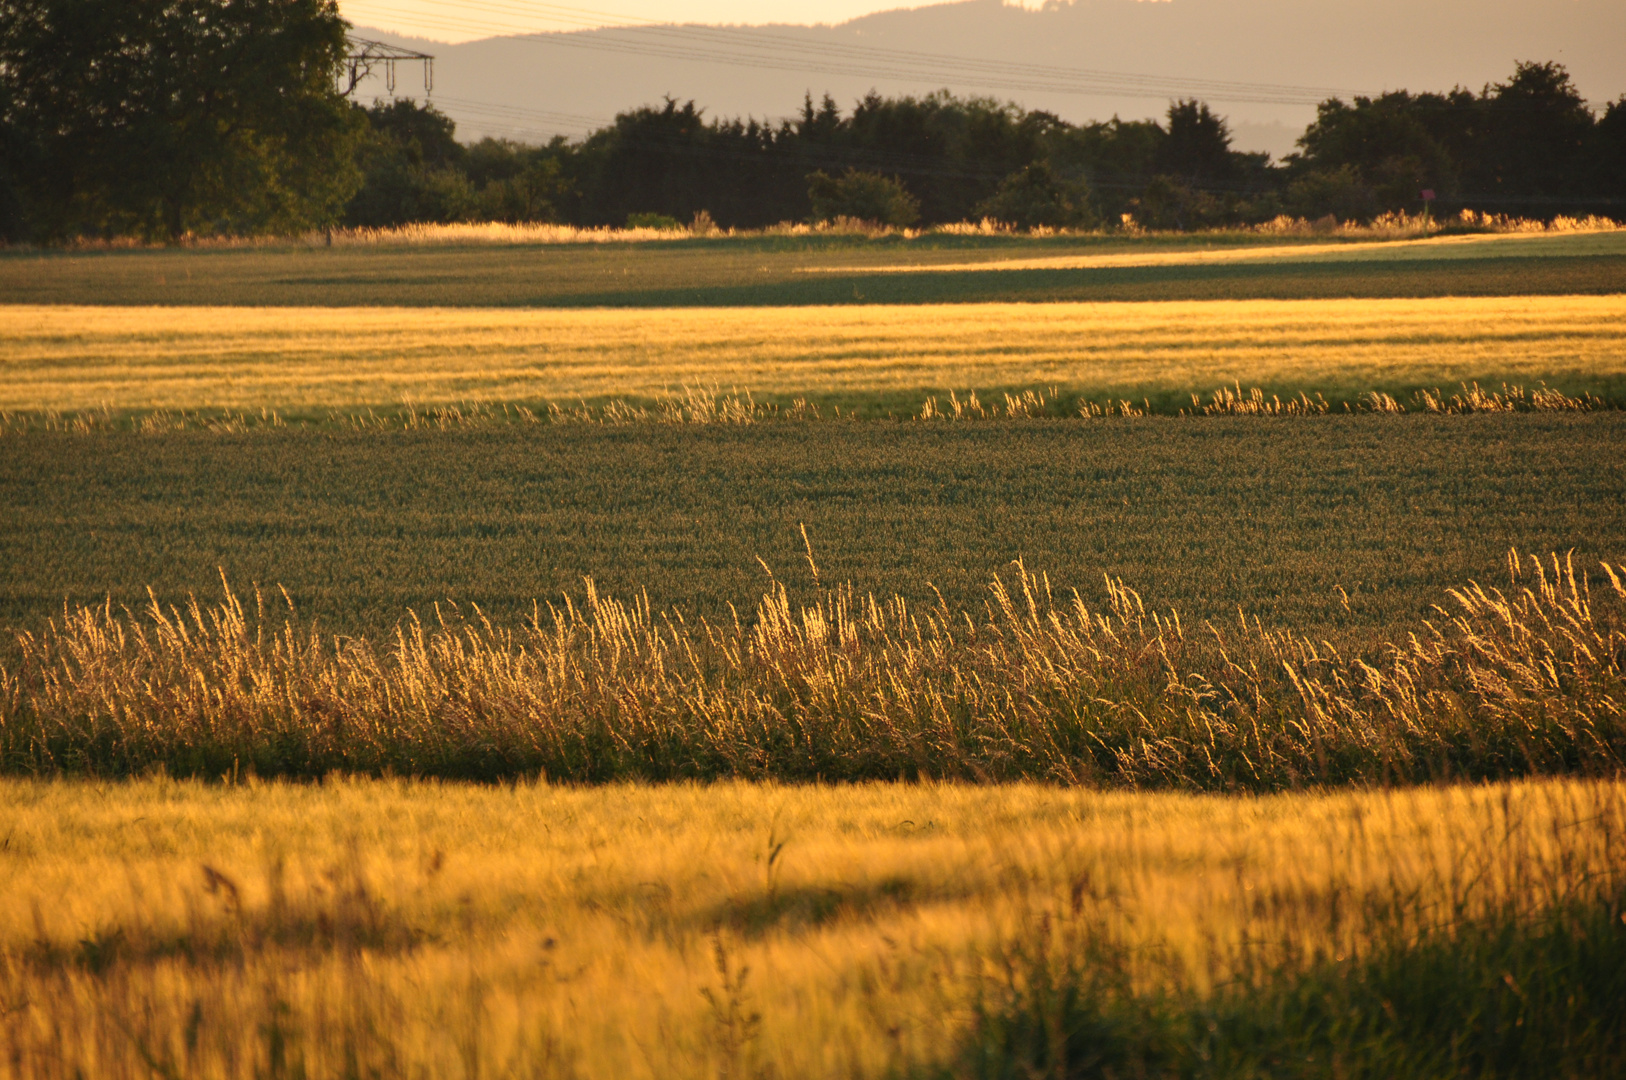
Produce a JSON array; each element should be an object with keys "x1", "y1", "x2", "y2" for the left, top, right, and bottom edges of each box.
[
  {"x1": 3, "y1": 295, "x2": 1625, "y2": 412},
  {"x1": 2, "y1": 229, "x2": 1623, "y2": 308},
  {"x1": 2, "y1": 417, "x2": 1623, "y2": 637},
  {"x1": 2, "y1": 229, "x2": 1625, "y2": 1074},
  {"x1": 3, "y1": 778, "x2": 1623, "y2": 1079}
]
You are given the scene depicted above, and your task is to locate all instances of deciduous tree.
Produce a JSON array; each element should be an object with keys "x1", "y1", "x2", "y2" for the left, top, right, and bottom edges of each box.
[{"x1": 0, "y1": 0, "x2": 361, "y2": 241}]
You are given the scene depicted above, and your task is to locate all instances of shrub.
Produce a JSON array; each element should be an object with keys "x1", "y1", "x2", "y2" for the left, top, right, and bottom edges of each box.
[
  {"x1": 806, "y1": 169, "x2": 921, "y2": 228},
  {"x1": 1132, "y1": 176, "x2": 1225, "y2": 230},
  {"x1": 625, "y1": 212, "x2": 684, "y2": 230},
  {"x1": 974, "y1": 162, "x2": 1097, "y2": 230},
  {"x1": 1287, "y1": 164, "x2": 1380, "y2": 223}
]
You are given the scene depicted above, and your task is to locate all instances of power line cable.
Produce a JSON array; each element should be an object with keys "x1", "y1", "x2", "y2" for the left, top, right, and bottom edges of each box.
[
  {"x1": 414, "y1": 0, "x2": 1368, "y2": 100},
  {"x1": 341, "y1": 0, "x2": 1372, "y2": 107}
]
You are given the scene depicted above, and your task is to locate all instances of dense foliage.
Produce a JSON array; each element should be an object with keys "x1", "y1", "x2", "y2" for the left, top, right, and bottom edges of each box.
[
  {"x1": 1293, "y1": 61, "x2": 1626, "y2": 221},
  {"x1": 0, "y1": 0, "x2": 361, "y2": 241},
  {"x1": 340, "y1": 61, "x2": 1623, "y2": 233}
]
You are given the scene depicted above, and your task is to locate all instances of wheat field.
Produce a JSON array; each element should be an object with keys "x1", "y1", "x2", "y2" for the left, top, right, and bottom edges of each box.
[
  {"x1": 3, "y1": 295, "x2": 1623, "y2": 411},
  {"x1": 3, "y1": 776, "x2": 1622, "y2": 1079}
]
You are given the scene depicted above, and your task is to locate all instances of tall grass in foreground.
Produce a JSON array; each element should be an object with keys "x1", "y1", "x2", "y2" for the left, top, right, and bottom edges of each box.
[
  {"x1": 3, "y1": 553, "x2": 1621, "y2": 787},
  {"x1": 2, "y1": 779, "x2": 1622, "y2": 1079}
]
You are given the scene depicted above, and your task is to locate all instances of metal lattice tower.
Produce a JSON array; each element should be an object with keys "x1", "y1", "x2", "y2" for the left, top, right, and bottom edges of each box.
[{"x1": 343, "y1": 38, "x2": 435, "y2": 98}]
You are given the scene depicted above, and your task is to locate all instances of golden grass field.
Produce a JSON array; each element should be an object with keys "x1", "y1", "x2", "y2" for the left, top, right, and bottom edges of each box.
[
  {"x1": 3, "y1": 777, "x2": 1620, "y2": 1079},
  {"x1": 2, "y1": 295, "x2": 1623, "y2": 411}
]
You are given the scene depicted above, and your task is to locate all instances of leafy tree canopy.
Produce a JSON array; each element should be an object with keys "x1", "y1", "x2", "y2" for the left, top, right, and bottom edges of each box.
[
  {"x1": 1, "y1": 41, "x2": 1618, "y2": 243},
  {"x1": 0, "y1": 0, "x2": 361, "y2": 241},
  {"x1": 1159, "y1": 99, "x2": 1235, "y2": 186},
  {"x1": 1289, "y1": 61, "x2": 1613, "y2": 218}
]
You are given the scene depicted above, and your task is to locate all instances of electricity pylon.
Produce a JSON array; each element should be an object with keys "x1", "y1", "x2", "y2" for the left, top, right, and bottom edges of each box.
[{"x1": 342, "y1": 37, "x2": 435, "y2": 98}]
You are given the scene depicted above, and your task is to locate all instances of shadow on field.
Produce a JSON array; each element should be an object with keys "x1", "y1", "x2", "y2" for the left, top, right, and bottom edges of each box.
[{"x1": 935, "y1": 886, "x2": 1626, "y2": 1080}]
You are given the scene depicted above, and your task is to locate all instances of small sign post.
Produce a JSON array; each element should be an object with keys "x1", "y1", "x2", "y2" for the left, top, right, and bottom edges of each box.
[{"x1": 1420, "y1": 189, "x2": 1436, "y2": 221}]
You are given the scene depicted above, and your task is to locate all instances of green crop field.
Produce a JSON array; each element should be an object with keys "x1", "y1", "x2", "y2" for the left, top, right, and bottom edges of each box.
[{"x1": 2, "y1": 416, "x2": 1622, "y2": 639}]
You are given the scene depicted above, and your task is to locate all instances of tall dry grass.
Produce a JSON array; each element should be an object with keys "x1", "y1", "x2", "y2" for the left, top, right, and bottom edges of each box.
[
  {"x1": 946, "y1": 780, "x2": 1626, "y2": 1079},
  {"x1": 16, "y1": 215, "x2": 927, "y2": 251},
  {"x1": 1244, "y1": 208, "x2": 1622, "y2": 239},
  {"x1": 0, "y1": 380, "x2": 1605, "y2": 436},
  {"x1": 2, "y1": 552, "x2": 1620, "y2": 787},
  {"x1": 17, "y1": 209, "x2": 1616, "y2": 250}
]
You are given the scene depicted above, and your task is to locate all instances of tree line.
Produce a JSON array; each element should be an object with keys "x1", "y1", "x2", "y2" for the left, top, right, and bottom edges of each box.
[
  {"x1": 2, "y1": 0, "x2": 1622, "y2": 242},
  {"x1": 340, "y1": 64, "x2": 1626, "y2": 233}
]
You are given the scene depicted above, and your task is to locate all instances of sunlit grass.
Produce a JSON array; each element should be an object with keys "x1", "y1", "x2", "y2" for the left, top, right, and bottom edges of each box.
[
  {"x1": 2, "y1": 295, "x2": 1623, "y2": 411},
  {"x1": 5, "y1": 552, "x2": 1621, "y2": 787},
  {"x1": 2, "y1": 776, "x2": 1620, "y2": 1078},
  {"x1": 21, "y1": 209, "x2": 1621, "y2": 251}
]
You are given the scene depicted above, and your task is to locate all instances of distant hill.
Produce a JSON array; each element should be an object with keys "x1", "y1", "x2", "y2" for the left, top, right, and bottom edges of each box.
[{"x1": 350, "y1": 0, "x2": 1626, "y2": 160}]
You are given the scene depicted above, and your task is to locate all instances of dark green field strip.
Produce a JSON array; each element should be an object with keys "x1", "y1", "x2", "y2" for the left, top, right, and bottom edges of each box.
[
  {"x1": 549, "y1": 255, "x2": 1626, "y2": 308},
  {"x1": 1, "y1": 416, "x2": 1621, "y2": 641},
  {"x1": 2, "y1": 238, "x2": 1622, "y2": 307},
  {"x1": 0, "y1": 233, "x2": 1260, "y2": 309}
]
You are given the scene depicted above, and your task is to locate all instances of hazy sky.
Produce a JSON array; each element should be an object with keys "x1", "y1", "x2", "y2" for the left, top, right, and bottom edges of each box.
[{"x1": 338, "y1": 0, "x2": 1008, "y2": 42}]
